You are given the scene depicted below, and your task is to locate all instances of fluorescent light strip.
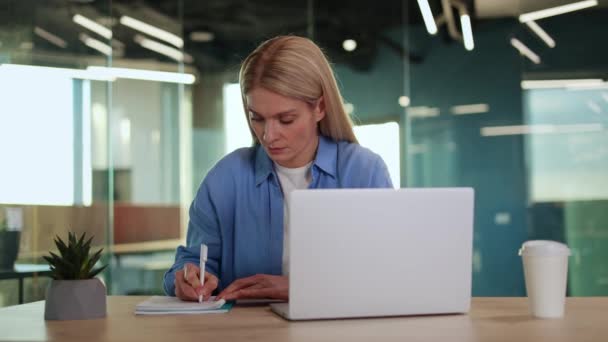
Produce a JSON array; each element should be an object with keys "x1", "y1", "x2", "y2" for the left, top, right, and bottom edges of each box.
[
  {"x1": 510, "y1": 38, "x2": 541, "y2": 64},
  {"x1": 451, "y1": 103, "x2": 489, "y2": 115},
  {"x1": 460, "y1": 14, "x2": 474, "y2": 51},
  {"x1": 521, "y1": 79, "x2": 604, "y2": 89},
  {"x1": 79, "y1": 33, "x2": 112, "y2": 56},
  {"x1": 519, "y1": 0, "x2": 598, "y2": 23},
  {"x1": 0, "y1": 64, "x2": 195, "y2": 84},
  {"x1": 190, "y1": 31, "x2": 214, "y2": 42},
  {"x1": 524, "y1": 21, "x2": 555, "y2": 48},
  {"x1": 481, "y1": 123, "x2": 603, "y2": 137},
  {"x1": 406, "y1": 106, "x2": 440, "y2": 118},
  {"x1": 0, "y1": 64, "x2": 115, "y2": 81},
  {"x1": 73, "y1": 14, "x2": 112, "y2": 39},
  {"x1": 417, "y1": 0, "x2": 438, "y2": 35},
  {"x1": 34, "y1": 27, "x2": 67, "y2": 48},
  {"x1": 86, "y1": 66, "x2": 195, "y2": 84},
  {"x1": 120, "y1": 16, "x2": 183, "y2": 48},
  {"x1": 134, "y1": 34, "x2": 192, "y2": 63}
]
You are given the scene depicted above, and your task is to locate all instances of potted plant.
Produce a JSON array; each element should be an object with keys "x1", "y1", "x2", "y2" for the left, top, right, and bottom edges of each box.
[
  {"x1": 0, "y1": 217, "x2": 20, "y2": 270},
  {"x1": 43, "y1": 232, "x2": 108, "y2": 320}
]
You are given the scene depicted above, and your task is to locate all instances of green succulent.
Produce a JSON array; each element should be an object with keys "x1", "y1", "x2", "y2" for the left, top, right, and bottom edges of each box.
[{"x1": 43, "y1": 232, "x2": 107, "y2": 280}]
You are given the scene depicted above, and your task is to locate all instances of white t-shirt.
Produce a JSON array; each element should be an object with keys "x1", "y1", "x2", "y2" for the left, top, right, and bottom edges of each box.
[{"x1": 274, "y1": 161, "x2": 312, "y2": 276}]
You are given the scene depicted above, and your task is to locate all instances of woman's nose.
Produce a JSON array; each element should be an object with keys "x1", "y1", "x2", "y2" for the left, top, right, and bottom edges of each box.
[{"x1": 263, "y1": 121, "x2": 279, "y2": 142}]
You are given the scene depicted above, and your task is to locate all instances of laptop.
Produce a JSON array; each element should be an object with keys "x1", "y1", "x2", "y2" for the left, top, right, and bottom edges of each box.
[{"x1": 270, "y1": 188, "x2": 474, "y2": 320}]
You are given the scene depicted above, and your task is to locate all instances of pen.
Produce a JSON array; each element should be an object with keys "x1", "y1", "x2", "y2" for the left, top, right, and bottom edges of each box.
[{"x1": 199, "y1": 244, "x2": 208, "y2": 303}]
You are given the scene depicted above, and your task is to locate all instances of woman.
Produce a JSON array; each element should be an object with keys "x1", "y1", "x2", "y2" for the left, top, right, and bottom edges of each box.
[{"x1": 164, "y1": 35, "x2": 393, "y2": 301}]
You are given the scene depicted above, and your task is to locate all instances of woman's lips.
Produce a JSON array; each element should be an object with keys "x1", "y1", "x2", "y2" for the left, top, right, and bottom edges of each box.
[{"x1": 268, "y1": 147, "x2": 286, "y2": 154}]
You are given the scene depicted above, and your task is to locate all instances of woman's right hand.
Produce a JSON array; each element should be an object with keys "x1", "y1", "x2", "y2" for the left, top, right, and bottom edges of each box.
[{"x1": 174, "y1": 263, "x2": 219, "y2": 301}]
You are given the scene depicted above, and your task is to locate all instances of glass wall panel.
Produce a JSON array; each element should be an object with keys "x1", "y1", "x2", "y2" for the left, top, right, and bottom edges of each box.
[
  {"x1": 0, "y1": 0, "x2": 112, "y2": 305},
  {"x1": 406, "y1": 0, "x2": 608, "y2": 296},
  {"x1": 518, "y1": 1, "x2": 608, "y2": 296}
]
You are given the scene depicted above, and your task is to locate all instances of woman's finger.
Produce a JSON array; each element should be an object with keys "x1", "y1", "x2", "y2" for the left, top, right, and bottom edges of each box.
[
  {"x1": 183, "y1": 263, "x2": 202, "y2": 289},
  {"x1": 174, "y1": 269, "x2": 199, "y2": 301},
  {"x1": 201, "y1": 273, "x2": 219, "y2": 301},
  {"x1": 218, "y1": 274, "x2": 262, "y2": 298},
  {"x1": 224, "y1": 287, "x2": 276, "y2": 300}
]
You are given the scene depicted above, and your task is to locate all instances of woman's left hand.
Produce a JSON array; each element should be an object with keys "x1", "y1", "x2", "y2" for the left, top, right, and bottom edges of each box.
[{"x1": 217, "y1": 274, "x2": 288, "y2": 300}]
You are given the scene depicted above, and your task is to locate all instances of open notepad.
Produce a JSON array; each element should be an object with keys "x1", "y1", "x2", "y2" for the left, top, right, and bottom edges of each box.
[{"x1": 135, "y1": 296, "x2": 232, "y2": 315}]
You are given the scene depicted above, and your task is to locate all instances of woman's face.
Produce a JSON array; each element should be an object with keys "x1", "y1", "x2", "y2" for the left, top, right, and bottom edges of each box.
[{"x1": 246, "y1": 87, "x2": 325, "y2": 168}]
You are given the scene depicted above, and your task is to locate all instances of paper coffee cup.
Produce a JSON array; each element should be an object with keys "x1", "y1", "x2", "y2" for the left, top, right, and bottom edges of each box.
[{"x1": 519, "y1": 240, "x2": 570, "y2": 318}]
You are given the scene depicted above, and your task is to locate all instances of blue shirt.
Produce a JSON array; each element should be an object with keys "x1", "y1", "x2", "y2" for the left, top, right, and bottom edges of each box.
[{"x1": 163, "y1": 135, "x2": 393, "y2": 295}]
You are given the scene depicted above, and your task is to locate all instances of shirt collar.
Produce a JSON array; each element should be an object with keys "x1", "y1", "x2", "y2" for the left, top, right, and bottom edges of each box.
[{"x1": 254, "y1": 135, "x2": 337, "y2": 186}]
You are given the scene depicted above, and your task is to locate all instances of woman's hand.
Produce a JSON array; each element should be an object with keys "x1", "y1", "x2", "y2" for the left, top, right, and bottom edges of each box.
[
  {"x1": 217, "y1": 274, "x2": 288, "y2": 301},
  {"x1": 174, "y1": 263, "x2": 219, "y2": 301}
]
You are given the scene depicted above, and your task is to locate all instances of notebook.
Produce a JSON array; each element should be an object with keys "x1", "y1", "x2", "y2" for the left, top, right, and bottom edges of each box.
[{"x1": 135, "y1": 296, "x2": 232, "y2": 315}]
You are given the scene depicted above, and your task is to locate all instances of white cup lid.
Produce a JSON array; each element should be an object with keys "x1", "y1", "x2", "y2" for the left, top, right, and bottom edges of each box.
[{"x1": 518, "y1": 240, "x2": 571, "y2": 257}]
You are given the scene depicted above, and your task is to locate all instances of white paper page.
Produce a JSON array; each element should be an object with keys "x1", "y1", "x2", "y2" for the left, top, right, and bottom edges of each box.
[{"x1": 135, "y1": 296, "x2": 228, "y2": 315}]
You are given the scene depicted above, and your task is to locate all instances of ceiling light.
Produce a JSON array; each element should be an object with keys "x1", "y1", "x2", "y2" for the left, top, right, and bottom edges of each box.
[
  {"x1": 417, "y1": 0, "x2": 438, "y2": 35},
  {"x1": 86, "y1": 66, "x2": 195, "y2": 84},
  {"x1": 398, "y1": 96, "x2": 411, "y2": 107},
  {"x1": 190, "y1": 31, "x2": 214, "y2": 43},
  {"x1": 34, "y1": 27, "x2": 67, "y2": 48},
  {"x1": 343, "y1": 103, "x2": 355, "y2": 114},
  {"x1": 460, "y1": 14, "x2": 474, "y2": 51},
  {"x1": 521, "y1": 79, "x2": 604, "y2": 89},
  {"x1": 481, "y1": 123, "x2": 603, "y2": 136},
  {"x1": 524, "y1": 21, "x2": 555, "y2": 48},
  {"x1": 518, "y1": 0, "x2": 598, "y2": 23},
  {"x1": 406, "y1": 106, "x2": 440, "y2": 118},
  {"x1": 73, "y1": 14, "x2": 112, "y2": 39},
  {"x1": 0, "y1": 64, "x2": 115, "y2": 81},
  {"x1": 342, "y1": 39, "x2": 357, "y2": 52},
  {"x1": 451, "y1": 104, "x2": 489, "y2": 115},
  {"x1": 0, "y1": 64, "x2": 196, "y2": 84},
  {"x1": 120, "y1": 15, "x2": 183, "y2": 48},
  {"x1": 134, "y1": 34, "x2": 192, "y2": 63},
  {"x1": 510, "y1": 38, "x2": 541, "y2": 64},
  {"x1": 79, "y1": 33, "x2": 112, "y2": 56},
  {"x1": 19, "y1": 41, "x2": 34, "y2": 50}
]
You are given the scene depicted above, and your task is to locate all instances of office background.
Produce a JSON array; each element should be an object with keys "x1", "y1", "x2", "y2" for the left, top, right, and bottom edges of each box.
[{"x1": 0, "y1": 0, "x2": 607, "y2": 306}]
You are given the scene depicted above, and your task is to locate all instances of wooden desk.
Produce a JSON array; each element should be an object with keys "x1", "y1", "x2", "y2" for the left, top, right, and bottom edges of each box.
[{"x1": 0, "y1": 297, "x2": 606, "y2": 341}]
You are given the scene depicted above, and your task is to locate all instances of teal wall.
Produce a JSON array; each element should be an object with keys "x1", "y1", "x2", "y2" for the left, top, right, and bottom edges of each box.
[
  {"x1": 408, "y1": 19, "x2": 528, "y2": 296},
  {"x1": 334, "y1": 19, "x2": 529, "y2": 295}
]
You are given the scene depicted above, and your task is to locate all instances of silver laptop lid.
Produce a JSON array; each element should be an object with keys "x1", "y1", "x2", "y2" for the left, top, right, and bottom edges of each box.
[{"x1": 287, "y1": 188, "x2": 474, "y2": 320}]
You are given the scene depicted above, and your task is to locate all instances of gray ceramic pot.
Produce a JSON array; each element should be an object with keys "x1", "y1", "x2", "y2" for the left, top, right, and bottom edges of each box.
[{"x1": 44, "y1": 278, "x2": 107, "y2": 320}]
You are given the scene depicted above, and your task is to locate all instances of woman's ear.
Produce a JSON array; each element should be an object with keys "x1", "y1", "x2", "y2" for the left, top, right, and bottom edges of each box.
[{"x1": 315, "y1": 96, "x2": 326, "y2": 122}]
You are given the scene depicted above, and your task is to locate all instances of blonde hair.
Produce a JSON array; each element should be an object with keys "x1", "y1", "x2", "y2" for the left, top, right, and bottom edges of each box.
[{"x1": 239, "y1": 35, "x2": 358, "y2": 144}]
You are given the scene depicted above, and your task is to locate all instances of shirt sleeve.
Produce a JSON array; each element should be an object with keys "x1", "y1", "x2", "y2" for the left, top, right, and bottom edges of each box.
[
  {"x1": 163, "y1": 180, "x2": 222, "y2": 296},
  {"x1": 369, "y1": 155, "x2": 394, "y2": 189}
]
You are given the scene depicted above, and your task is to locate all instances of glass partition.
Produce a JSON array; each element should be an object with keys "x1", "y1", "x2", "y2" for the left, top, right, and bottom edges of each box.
[
  {"x1": 0, "y1": 0, "x2": 113, "y2": 306},
  {"x1": 406, "y1": 0, "x2": 608, "y2": 296}
]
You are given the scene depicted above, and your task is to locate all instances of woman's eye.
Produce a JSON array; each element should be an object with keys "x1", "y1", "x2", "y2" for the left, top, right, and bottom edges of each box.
[
  {"x1": 280, "y1": 120, "x2": 294, "y2": 125},
  {"x1": 250, "y1": 116, "x2": 263, "y2": 122}
]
